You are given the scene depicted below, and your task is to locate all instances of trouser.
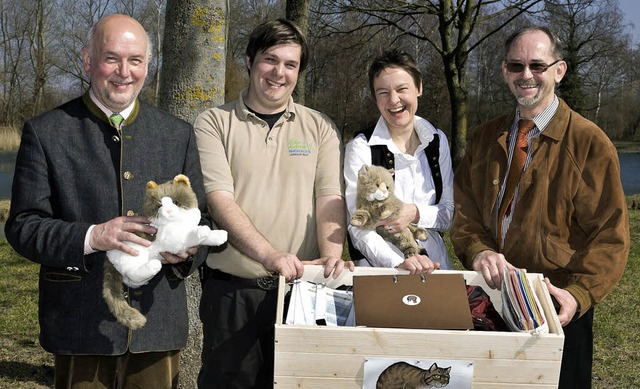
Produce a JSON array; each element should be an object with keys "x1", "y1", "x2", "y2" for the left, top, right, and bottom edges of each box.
[
  {"x1": 54, "y1": 350, "x2": 180, "y2": 389},
  {"x1": 558, "y1": 308, "x2": 593, "y2": 389},
  {"x1": 198, "y1": 269, "x2": 279, "y2": 389}
]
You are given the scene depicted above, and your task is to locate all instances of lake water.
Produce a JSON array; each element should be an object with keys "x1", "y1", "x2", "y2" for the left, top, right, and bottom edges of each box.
[
  {"x1": 0, "y1": 151, "x2": 16, "y2": 199},
  {"x1": 1, "y1": 151, "x2": 639, "y2": 199},
  {"x1": 619, "y1": 153, "x2": 640, "y2": 196}
]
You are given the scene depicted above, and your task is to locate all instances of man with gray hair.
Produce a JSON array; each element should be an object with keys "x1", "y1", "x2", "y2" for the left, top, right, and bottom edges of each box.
[{"x1": 5, "y1": 14, "x2": 207, "y2": 388}]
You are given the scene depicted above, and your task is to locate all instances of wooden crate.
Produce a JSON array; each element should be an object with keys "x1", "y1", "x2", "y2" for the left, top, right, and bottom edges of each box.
[{"x1": 274, "y1": 266, "x2": 564, "y2": 388}]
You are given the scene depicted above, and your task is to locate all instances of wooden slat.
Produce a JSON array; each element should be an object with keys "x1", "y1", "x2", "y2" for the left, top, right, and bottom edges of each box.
[
  {"x1": 273, "y1": 376, "x2": 559, "y2": 388},
  {"x1": 275, "y1": 326, "x2": 563, "y2": 361},
  {"x1": 274, "y1": 376, "x2": 360, "y2": 388},
  {"x1": 274, "y1": 351, "x2": 560, "y2": 384}
]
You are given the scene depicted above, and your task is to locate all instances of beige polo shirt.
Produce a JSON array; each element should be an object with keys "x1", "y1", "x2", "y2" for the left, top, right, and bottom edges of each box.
[{"x1": 194, "y1": 89, "x2": 344, "y2": 278}]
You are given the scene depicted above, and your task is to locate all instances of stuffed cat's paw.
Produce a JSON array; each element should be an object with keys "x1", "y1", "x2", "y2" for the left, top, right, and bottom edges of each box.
[
  {"x1": 199, "y1": 227, "x2": 227, "y2": 246},
  {"x1": 402, "y1": 246, "x2": 421, "y2": 258},
  {"x1": 408, "y1": 224, "x2": 428, "y2": 241},
  {"x1": 379, "y1": 209, "x2": 393, "y2": 219},
  {"x1": 350, "y1": 210, "x2": 370, "y2": 227},
  {"x1": 124, "y1": 259, "x2": 162, "y2": 288}
]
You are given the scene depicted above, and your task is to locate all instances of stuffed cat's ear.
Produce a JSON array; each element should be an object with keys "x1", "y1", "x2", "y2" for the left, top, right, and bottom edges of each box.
[
  {"x1": 146, "y1": 181, "x2": 158, "y2": 190},
  {"x1": 173, "y1": 174, "x2": 191, "y2": 187},
  {"x1": 358, "y1": 165, "x2": 370, "y2": 176},
  {"x1": 388, "y1": 168, "x2": 395, "y2": 177}
]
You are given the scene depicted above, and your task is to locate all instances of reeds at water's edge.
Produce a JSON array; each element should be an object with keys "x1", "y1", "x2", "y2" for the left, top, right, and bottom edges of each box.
[
  {"x1": 0, "y1": 200, "x2": 8, "y2": 222},
  {"x1": 0, "y1": 126, "x2": 20, "y2": 151}
]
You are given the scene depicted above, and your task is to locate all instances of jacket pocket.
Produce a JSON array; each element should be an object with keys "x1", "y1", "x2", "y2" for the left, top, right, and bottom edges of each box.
[
  {"x1": 44, "y1": 272, "x2": 82, "y2": 282},
  {"x1": 543, "y1": 236, "x2": 574, "y2": 269}
]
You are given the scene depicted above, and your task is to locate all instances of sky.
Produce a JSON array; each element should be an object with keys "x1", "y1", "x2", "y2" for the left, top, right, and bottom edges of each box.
[{"x1": 619, "y1": 0, "x2": 640, "y2": 44}]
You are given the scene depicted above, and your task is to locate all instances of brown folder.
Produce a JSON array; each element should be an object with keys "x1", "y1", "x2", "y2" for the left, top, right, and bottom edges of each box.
[{"x1": 353, "y1": 273, "x2": 473, "y2": 330}]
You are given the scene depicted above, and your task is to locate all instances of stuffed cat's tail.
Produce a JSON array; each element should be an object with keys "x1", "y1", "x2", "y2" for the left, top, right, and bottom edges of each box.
[{"x1": 103, "y1": 261, "x2": 147, "y2": 330}]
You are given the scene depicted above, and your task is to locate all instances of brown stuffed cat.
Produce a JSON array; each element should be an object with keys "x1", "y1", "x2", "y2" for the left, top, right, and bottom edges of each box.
[{"x1": 350, "y1": 165, "x2": 427, "y2": 258}]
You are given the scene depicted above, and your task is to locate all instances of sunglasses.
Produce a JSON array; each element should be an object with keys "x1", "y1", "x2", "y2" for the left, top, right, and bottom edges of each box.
[{"x1": 505, "y1": 59, "x2": 561, "y2": 73}]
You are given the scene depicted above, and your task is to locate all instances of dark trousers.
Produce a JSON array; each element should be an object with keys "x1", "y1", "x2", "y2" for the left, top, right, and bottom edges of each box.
[
  {"x1": 559, "y1": 308, "x2": 593, "y2": 389},
  {"x1": 198, "y1": 276, "x2": 278, "y2": 389},
  {"x1": 54, "y1": 350, "x2": 180, "y2": 389}
]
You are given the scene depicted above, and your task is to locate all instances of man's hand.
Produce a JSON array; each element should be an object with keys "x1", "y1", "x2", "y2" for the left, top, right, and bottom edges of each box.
[
  {"x1": 397, "y1": 253, "x2": 440, "y2": 274},
  {"x1": 160, "y1": 246, "x2": 199, "y2": 265},
  {"x1": 261, "y1": 250, "x2": 305, "y2": 282},
  {"x1": 306, "y1": 256, "x2": 355, "y2": 278},
  {"x1": 90, "y1": 216, "x2": 156, "y2": 255},
  {"x1": 471, "y1": 250, "x2": 517, "y2": 290},
  {"x1": 544, "y1": 278, "x2": 579, "y2": 326}
]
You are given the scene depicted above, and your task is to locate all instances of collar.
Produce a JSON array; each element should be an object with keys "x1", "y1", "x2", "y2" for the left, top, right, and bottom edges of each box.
[
  {"x1": 89, "y1": 88, "x2": 135, "y2": 120},
  {"x1": 236, "y1": 88, "x2": 296, "y2": 122},
  {"x1": 368, "y1": 115, "x2": 438, "y2": 154},
  {"x1": 515, "y1": 95, "x2": 559, "y2": 134},
  {"x1": 82, "y1": 91, "x2": 140, "y2": 127},
  {"x1": 536, "y1": 97, "x2": 571, "y2": 142}
]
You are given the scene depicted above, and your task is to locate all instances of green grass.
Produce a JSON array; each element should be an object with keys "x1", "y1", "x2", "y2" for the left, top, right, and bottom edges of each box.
[
  {"x1": 0, "y1": 240, "x2": 53, "y2": 388},
  {"x1": 592, "y1": 209, "x2": 640, "y2": 387},
  {"x1": 1, "y1": 211, "x2": 639, "y2": 388}
]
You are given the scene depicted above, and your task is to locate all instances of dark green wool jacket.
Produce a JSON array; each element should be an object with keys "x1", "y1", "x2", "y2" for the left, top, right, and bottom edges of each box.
[{"x1": 6, "y1": 93, "x2": 208, "y2": 354}]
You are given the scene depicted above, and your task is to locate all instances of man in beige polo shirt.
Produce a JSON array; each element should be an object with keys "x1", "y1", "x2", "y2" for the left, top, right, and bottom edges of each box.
[{"x1": 194, "y1": 19, "x2": 352, "y2": 388}]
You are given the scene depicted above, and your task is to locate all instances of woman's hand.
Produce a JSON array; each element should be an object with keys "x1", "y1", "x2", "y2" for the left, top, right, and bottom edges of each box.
[
  {"x1": 377, "y1": 202, "x2": 419, "y2": 233},
  {"x1": 396, "y1": 253, "x2": 440, "y2": 274}
]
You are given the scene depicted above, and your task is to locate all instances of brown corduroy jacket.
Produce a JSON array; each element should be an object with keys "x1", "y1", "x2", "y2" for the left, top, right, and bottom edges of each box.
[{"x1": 451, "y1": 98, "x2": 629, "y2": 317}]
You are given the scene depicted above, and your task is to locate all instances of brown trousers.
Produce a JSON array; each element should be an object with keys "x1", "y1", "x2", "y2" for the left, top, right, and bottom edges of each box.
[{"x1": 54, "y1": 350, "x2": 180, "y2": 389}]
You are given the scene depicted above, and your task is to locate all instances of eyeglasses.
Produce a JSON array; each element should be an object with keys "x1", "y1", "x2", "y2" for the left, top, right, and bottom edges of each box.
[{"x1": 505, "y1": 59, "x2": 561, "y2": 73}]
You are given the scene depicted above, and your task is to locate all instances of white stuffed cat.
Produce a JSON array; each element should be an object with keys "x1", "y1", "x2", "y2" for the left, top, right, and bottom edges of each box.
[{"x1": 104, "y1": 174, "x2": 227, "y2": 329}]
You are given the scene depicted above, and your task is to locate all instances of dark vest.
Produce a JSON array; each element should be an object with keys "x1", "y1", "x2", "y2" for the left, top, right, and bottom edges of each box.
[{"x1": 347, "y1": 127, "x2": 442, "y2": 261}]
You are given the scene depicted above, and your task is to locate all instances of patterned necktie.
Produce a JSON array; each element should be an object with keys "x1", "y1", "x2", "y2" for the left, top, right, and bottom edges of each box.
[
  {"x1": 109, "y1": 113, "x2": 124, "y2": 128},
  {"x1": 497, "y1": 119, "x2": 535, "y2": 251}
]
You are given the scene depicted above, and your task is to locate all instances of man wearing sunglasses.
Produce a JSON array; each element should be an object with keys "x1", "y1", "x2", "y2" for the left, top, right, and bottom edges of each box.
[{"x1": 451, "y1": 26, "x2": 629, "y2": 388}]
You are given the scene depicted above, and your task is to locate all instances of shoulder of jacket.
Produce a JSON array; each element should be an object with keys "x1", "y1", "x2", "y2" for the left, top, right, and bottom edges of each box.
[
  {"x1": 470, "y1": 114, "x2": 511, "y2": 142},
  {"x1": 138, "y1": 101, "x2": 190, "y2": 127}
]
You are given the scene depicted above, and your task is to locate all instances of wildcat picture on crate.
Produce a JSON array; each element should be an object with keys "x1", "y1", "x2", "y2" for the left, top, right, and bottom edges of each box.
[
  {"x1": 376, "y1": 361, "x2": 451, "y2": 389},
  {"x1": 350, "y1": 164, "x2": 428, "y2": 257},
  {"x1": 104, "y1": 174, "x2": 227, "y2": 329}
]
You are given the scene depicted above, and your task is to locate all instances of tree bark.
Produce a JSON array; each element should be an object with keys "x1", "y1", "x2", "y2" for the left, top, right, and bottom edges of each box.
[
  {"x1": 31, "y1": 0, "x2": 47, "y2": 117},
  {"x1": 286, "y1": 0, "x2": 310, "y2": 105},
  {"x1": 159, "y1": 1, "x2": 226, "y2": 387},
  {"x1": 160, "y1": 0, "x2": 226, "y2": 122}
]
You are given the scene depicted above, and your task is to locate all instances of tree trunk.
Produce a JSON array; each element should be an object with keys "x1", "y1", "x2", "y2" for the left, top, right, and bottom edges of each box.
[
  {"x1": 31, "y1": 0, "x2": 46, "y2": 117},
  {"x1": 153, "y1": 0, "x2": 164, "y2": 103},
  {"x1": 286, "y1": 0, "x2": 310, "y2": 105},
  {"x1": 449, "y1": 84, "x2": 468, "y2": 168},
  {"x1": 159, "y1": 0, "x2": 226, "y2": 122},
  {"x1": 159, "y1": 1, "x2": 226, "y2": 387}
]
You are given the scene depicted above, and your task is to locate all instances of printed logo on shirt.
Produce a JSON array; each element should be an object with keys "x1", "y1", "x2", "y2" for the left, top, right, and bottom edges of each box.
[{"x1": 288, "y1": 139, "x2": 314, "y2": 156}]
